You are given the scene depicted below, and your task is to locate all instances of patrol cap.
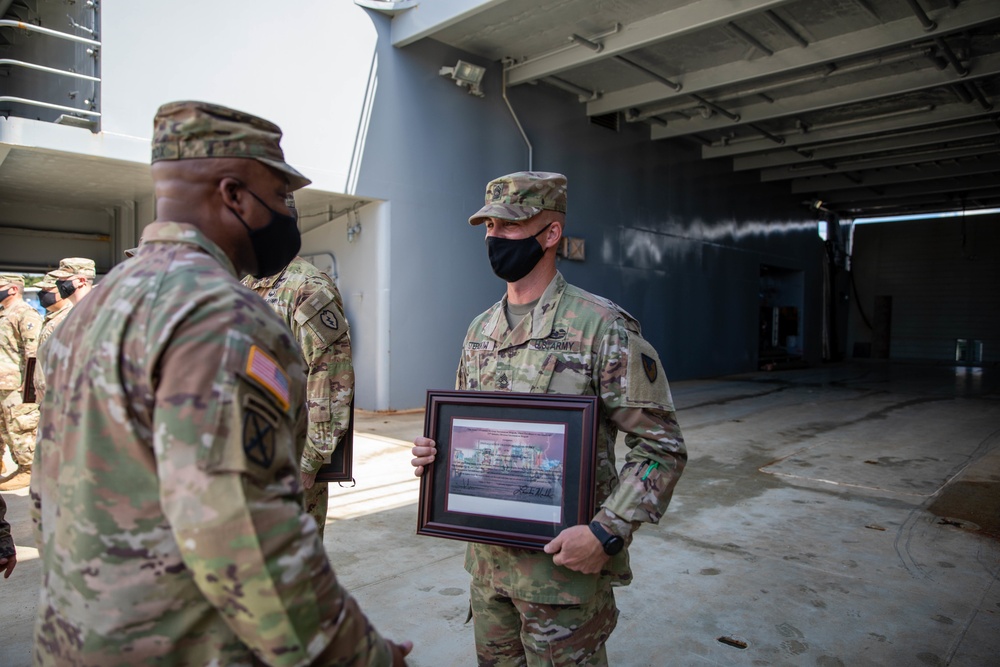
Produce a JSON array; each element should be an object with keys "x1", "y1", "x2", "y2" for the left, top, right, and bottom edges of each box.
[
  {"x1": 469, "y1": 171, "x2": 567, "y2": 225},
  {"x1": 51, "y1": 257, "x2": 96, "y2": 281},
  {"x1": 36, "y1": 271, "x2": 60, "y2": 290},
  {"x1": 151, "y1": 100, "x2": 311, "y2": 191},
  {"x1": 0, "y1": 273, "x2": 24, "y2": 288}
]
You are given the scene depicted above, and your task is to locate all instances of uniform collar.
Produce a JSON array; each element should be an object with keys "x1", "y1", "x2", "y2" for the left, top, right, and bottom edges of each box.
[
  {"x1": 140, "y1": 222, "x2": 239, "y2": 278},
  {"x1": 242, "y1": 267, "x2": 286, "y2": 291},
  {"x1": 482, "y1": 272, "x2": 566, "y2": 344}
]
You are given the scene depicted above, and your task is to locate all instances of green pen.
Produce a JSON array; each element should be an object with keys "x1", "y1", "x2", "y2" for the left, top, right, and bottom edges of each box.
[{"x1": 641, "y1": 461, "x2": 659, "y2": 480}]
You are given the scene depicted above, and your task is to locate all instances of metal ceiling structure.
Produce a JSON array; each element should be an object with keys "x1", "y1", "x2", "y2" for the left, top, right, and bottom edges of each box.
[{"x1": 387, "y1": 0, "x2": 1000, "y2": 220}]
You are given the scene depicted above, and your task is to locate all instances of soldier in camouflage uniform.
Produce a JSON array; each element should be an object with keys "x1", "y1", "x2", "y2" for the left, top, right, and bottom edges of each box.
[
  {"x1": 0, "y1": 273, "x2": 42, "y2": 490},
  {"x1": 30, "y1": 100, "x2": 410, "y2": 666},
  {"x1": 244, "y1": 256, "x2": 354, "y2": 541},
  {"x1": 32, "y1": 271, "x2": 75, "y2": 403},
  {"x1": 412, "y1": 172, "x2": 686, "y2": 666},
  {"x1": 0, "y1": 493, "x2": 16, "y2": 578},
  {"x1": 51, "y1": 256, "x2": 96, "y2": 306}
]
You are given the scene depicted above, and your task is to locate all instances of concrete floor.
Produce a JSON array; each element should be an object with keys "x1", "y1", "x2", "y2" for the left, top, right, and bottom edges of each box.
[{"x1": 2, "y1": 362, "x2": 998, "y2": 666}]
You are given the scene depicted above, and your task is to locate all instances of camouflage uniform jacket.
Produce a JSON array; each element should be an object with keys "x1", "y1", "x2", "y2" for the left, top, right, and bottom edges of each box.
[
  {"x1": 31, "y1": 222, "x2": 391, "y2": 667},
  {"x1": 0, "y1": 298, "x2": 41, "y2": 391},
  {"x1": 459, "y1": 272, "x2": 686, "y2": 605},
  {"x1": 243, "y1": 256, "x2": 354, "y2": 475},
  {"x1": 0, "y1": 494, "x2": 13, "y2": 559},
  {"x1": 33, "y1": 302, "x2": 73, "y2": 402}
]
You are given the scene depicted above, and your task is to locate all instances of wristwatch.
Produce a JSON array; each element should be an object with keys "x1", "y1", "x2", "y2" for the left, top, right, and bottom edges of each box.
[{"x1": 588, "y1": 521, "x2": 625, "y2": 556}]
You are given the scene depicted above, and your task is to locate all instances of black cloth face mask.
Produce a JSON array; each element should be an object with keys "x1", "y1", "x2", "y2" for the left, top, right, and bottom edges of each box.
[
  {"x1": 0, "y1": 289, "x2": 10, "y2": 303},
  {"x1": 485, "y1": 222, "x2": 552, "y2": 283},
  {"x1": 56, "y1": 280, "x2": 77, "y2": 299},
  {"x1": 230, "y1": 186, "x2": 301, "y2": 279},
  {"x1": 39, "y1": 290, "x2": 59, "y2": 309}
]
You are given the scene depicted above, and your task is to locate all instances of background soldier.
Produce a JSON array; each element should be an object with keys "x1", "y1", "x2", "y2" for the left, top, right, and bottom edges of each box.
[
  {"x1": 33, "y1": 271, "x2": 74, "y2": 403},
  {"x1": 0, "y1": 273, "x2": 41, "y2": 490},
  {"x1": 244, "y1": 256, "x2": 354, "y2": 541},
  {"x1": 0, "y1": 493, "x2": 15, "y2": 578},
  {"x1": 30, "y1": 100, "x2": 410, "y2": 666},
  {"x1": 412, "y1": 172, "x2": 686, "y2": 666},
  {"x1": 52, "y1": 257, "x2": 96, "y2": 305}
]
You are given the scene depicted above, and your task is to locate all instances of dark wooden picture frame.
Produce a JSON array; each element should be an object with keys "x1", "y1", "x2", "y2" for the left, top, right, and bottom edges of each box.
[
  {"x1": 417, "y1": 390, "x2": 599, "y2": 551},
  {"x1": 315, "y1": 399, "x2": 354, "y2": 483}
]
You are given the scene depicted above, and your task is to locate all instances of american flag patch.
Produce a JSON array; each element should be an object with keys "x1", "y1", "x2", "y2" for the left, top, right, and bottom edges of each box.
[{"x1": 245, "y1": 345, "x2": 290, "y2": 411}]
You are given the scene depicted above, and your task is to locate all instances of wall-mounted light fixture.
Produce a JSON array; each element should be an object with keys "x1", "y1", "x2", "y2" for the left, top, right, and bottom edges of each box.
[
  {"x1": 439, "y1": 60, "x2": 486, "y2": 98},
  {"x1": 347, "y1": 205, "x2": 362, "y2": 243}
]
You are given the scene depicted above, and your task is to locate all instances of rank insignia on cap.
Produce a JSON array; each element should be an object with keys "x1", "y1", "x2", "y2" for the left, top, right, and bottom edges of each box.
[
  {"x1": 246, "y1": 345, "x2": 290, "y2": 411},
  {"x1": 641, "y1": 353, "x2": 658, "y2": 383}
]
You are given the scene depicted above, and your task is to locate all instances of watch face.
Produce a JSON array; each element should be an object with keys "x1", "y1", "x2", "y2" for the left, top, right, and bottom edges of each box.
[{"x1": 605, "y1": 536, "x2": 624, "y2": 556}]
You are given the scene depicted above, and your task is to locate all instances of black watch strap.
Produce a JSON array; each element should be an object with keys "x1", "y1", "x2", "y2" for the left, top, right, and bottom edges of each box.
[{"x1": 588, "y1": 521, "x2": 624, "y2": 555}]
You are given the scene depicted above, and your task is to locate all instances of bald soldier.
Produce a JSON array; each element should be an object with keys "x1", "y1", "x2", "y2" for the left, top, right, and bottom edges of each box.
[
  {"x1": 412, "y1": 172, "x2": 686, "y2": 666},
  {"x1": 0, "y1": 273, "x2": 41, "y2": 489},
  {"x1": 30, "y1": 101, "x2": 411, "y2": 666},
  {"x1": 32, "y1": 271, "x2": 75, "y2": 403},
  {"x1": 244, "y1": 256, "x2": 354, "y2": 541}
]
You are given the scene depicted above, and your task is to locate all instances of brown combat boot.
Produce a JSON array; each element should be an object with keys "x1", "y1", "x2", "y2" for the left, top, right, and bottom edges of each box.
[{"x1": 0, "y1": 466, "x2": 31, "y2": 491}]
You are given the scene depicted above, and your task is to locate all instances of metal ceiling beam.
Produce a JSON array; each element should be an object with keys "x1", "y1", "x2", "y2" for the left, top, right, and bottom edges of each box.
[
  {"x1": 740, "y1": 120, "x2": 1000, "y2": 172},
  {"x1": 759, "y1": 142, "x2": 1000, "y2": 180},
  {"x1": 790, "y1": 156, "x2": 1000, "y2": 193},
  {"x1": 829, "y1": 187, "x2": 1000, "y2": 212},
  {"x1": 651, "y1": 51, "x2": 1000, "y2": 140},
  {"x1": 387, "y1": 0, "x2": 511, "y2": 48},
  {"x1": 838, "y1": 199, "x2": 1000, "y2": 218},
  {"x1": 504, "y1": 0, "x2": 795, "y2": 87},
  {"x1": 587, "y1": 0, "x2": 999, "y2": 116},
  {"x1": 704, "y1": 103, "x2": 996, "y2": 158},
  {"x1": 820, "y1": 174, "x2": 1000, "y2": 204}
]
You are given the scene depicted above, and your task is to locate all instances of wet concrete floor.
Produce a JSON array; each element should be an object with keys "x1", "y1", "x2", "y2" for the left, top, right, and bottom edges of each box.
[{"x1": 2, "y1": 362, "x2": 998, "y2": 666}]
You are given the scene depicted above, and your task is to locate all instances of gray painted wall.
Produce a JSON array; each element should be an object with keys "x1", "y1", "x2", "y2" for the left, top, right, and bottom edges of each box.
[
  {"x1": 1, "y1": 1, "x2": 100, "y2": 125},
  {"x1": 355, "y1": 11, "x2": 824, "y2": 409},
  {"x1": 847, "y1": 213, "x2": 1000, "y2": 364}
]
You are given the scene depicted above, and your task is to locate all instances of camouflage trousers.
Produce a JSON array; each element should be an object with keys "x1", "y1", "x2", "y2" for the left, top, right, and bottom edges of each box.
[
  {"x1": 304, "y1": 480, "x2": 330, "y2": 541},
  {"x1": 0, "y1": 389, "x2": 38, "y2": 469},
  {"x1": 469, "y1": 576, "x2": 618, "y2": 667}
]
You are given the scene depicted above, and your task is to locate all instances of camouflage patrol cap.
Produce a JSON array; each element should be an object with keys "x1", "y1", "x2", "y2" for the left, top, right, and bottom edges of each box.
[
  {"x1": 36, "y1": 271, "x2": 59, "y2": 290},
  {"x1": 50, "y1": 257, "x2": 96, "y2": 280},
  {"x1": 469, "y1": 171, "x2": 567, "y2": 225},
  {"x1": 0, "y1": 273, "x2": 24, "y2": 287},
  {"x1": 151, "y1": 100, "x2": 311, "y2": 191}
]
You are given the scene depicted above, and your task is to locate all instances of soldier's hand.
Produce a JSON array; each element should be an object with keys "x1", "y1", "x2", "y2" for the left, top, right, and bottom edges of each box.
[
  {"x1": 411, "y1": 437, "x2": 437, "y2": 477},
  {"x1": 1, "y1": 552, "x2": 16, "y2": 579},
  {"x1": 300, "y1": 470, "x2": 317, "y2": 490},
  {"x1": 544, "y1": 525, "x2": 609, "y2": 574},
  {"x1": 389, "y1": 639, "x2": 413, "y2": 666}
]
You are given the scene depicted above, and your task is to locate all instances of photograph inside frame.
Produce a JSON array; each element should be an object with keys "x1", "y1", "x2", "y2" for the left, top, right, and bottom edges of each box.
[{"x1": 446, "y1": 418, "x2": 566, "y2": 524}]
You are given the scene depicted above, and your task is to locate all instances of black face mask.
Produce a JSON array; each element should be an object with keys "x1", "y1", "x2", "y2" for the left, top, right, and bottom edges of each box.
[
  {"x1": 486, "y1": 222, "x2": 552, "y2": 283},
  {"x1": 0, "y1": 289, "x2": 10, "y2": 303},
  {"x1": 56, "y1": 279, "x2": 77, "y2": 299},
  {"x1": 230, "y1": 186, "x2": 301, "y2": 279},
  {"x1": 39, "y1": 290, "x2": 59, "y2": 309}
]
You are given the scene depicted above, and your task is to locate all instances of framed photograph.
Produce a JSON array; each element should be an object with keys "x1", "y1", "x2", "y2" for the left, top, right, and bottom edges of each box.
[
  {"x1": 315, "y1": 399, "x2": 354, "y2": 484},
  {"x1": 417, "y1": 390, "x2": 599, "y2": 551}
]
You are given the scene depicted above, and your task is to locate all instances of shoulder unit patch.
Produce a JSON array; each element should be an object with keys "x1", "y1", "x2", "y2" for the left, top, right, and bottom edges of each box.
[{"x1": 641, "y1": 353, "x2": 658, "y2": 383}]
